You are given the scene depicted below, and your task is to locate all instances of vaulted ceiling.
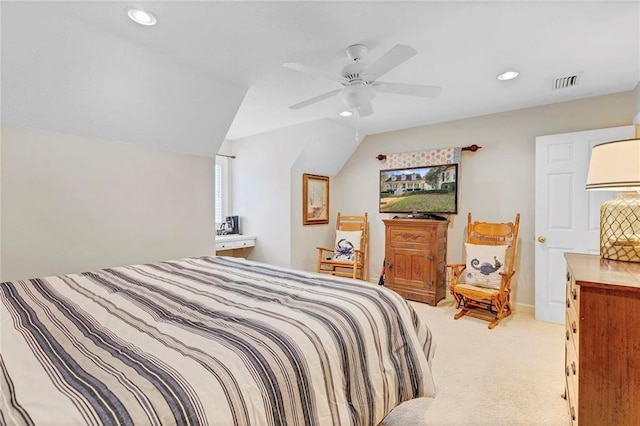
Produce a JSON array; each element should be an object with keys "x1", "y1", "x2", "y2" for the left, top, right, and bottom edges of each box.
[{"x1": 3, "y1": 1, "x2": 639, "y2": 145}]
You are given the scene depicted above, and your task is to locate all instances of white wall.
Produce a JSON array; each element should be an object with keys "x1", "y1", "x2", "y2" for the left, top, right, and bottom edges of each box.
[
  {"x1": 1, "y1": 2, "x2": 247, "y2": 157},
  {"x1": 1, "y1": 3, "x2": 248, "y2": 281},
  {"x1": 290, "y1": 123, "x2": 363, "y2": 271},
  {"x1": 0, "y1": 122, "x2": 2, "y2": 281},
  {"x1": 333, "y1": 91, "x2": 635, "y2": 308},
  {"x1": 1, "y1": 126, "x2": 216, "y2": 281},
  {"x1": 218, "y1": 140, "x2": 234, "y2": 157},
  {"x1": 231, "y1": 128, "x2": 306, "y2": 267},
  {"x1": 634, "y1": 81, "x2": 640, "y2": 124},
  {"x1": 230, "y1": 119, "x2": 360, "y2": 269}
]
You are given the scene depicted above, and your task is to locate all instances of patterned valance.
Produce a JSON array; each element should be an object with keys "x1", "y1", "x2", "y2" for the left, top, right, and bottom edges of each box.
[{"x1": 384, "y1": 147, "x2": 462, "y2": 169}]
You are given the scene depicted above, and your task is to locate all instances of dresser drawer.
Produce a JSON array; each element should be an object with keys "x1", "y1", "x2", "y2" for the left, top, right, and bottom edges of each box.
[
  {"x1": 565, "y1": 368, "x2": 578, "y2": 426},
  {"x1": 566, "y1": 308, "x2": 579, "y2": 357},
  {"x1": 566, "y1": 269, "x2": 580, "y2": 316},
  {"x1": 565, "y1": 340, "x2": 579, "y2": 390},
  {"x1": 565, "y1": 338, "x2": 579, "y2": 425}
]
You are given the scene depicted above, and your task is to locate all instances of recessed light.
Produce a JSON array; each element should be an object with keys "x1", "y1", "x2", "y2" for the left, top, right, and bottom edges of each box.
[
  {"x1": 339, "y1": 110, "x2": 353, "y2": 117},
  {"x1": 497, "y1": 71, "x2": 519, "y2": 81},
  {"x1": 127, "y1": 8, "x2": 157, "y2": 26}
]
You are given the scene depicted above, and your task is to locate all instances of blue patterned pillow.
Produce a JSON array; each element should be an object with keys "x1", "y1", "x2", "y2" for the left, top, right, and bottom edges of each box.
[
  {"x1": 333, "y1": 230, "x2": 362, "y2": 262},
  {"x1": 464, "y1": 243, "x2": 508, "y2": 289}
]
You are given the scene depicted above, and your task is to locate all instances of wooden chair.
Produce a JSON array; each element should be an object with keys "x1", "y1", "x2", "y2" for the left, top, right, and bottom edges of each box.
[
  {"x1": 448, "y1": 212, "x2": 520, "y2": 329},
  {"x1": 317, "y1": 212, "x2": 368, "y2": 280}
]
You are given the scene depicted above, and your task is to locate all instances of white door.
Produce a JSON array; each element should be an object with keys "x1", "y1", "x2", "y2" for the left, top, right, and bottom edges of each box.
[{"x1": 534, "y1": 125, "x2": 635, "y2": 324}]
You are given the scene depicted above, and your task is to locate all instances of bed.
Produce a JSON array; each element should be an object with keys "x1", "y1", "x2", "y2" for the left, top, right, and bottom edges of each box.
[{"x1": 1, "y1": 256, "x2": 436, "y2": 425}]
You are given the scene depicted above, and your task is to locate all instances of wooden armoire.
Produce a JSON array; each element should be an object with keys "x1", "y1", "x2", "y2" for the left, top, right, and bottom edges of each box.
[{"x1": 382, "y1": 219, "x2": 448, "y2": 306}]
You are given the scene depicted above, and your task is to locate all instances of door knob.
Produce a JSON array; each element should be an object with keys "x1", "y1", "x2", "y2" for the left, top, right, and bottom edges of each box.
[{"x1": 537, "y1": 236, "x2": 547, "y2": 243}]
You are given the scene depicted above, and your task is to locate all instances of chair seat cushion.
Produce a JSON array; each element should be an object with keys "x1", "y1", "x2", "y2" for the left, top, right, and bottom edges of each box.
[
  {"x1": 453, "y1": 283, "x2": 500, "y2": 299},
  {"x1": 333, "y1": 230, "x2": 362, "y2": 262},
  {"x1": 322, "y1": 259, "x2": 353, "y2": 265},
  {"x1": 464, "y1": 243, "x2": 508, "y2": 289}
]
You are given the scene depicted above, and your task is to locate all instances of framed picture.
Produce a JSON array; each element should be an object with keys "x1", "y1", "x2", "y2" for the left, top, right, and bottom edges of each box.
[{"x1": 303, "y1": 173, "x2": 329, "y2": 225}]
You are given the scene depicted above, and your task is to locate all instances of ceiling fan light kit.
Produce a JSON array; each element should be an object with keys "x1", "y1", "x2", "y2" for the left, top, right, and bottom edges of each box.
[
  {"x1": 340, "y1": 84, "x2": 376, "y2": 114},
  {"x1": 284, "y1": 43, "x2": 442, "y2": 118}
]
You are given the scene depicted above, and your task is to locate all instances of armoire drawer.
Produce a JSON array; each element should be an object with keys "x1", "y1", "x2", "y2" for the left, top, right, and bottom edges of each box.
[{"x1": 388, "y1": 228, "x2": 434, "y2": 247}]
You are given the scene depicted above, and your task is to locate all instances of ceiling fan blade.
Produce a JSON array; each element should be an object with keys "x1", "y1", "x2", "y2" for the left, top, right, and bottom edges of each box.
[
  {"x1": 375, "y1": 82, "x2": 442, "y2": 97},
  {"x1": 356, "y1": 102, "x2": 373, "y2": 117},
  {"x1": 283, "y1": 62, "x2": 347, "y2": 84},
  {"x1": 289, "y1": 88, "x2": 342, "y2": 110},
  {"x1": 364, "y1": 44, "x2": 417, "y2": 80}
]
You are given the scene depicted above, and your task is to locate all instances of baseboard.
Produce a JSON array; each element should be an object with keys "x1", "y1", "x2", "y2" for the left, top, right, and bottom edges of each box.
[
  {"x1": 367, "y1": 277, "x2": 383, "y2": 286},
  {"x1": 373, "y1": 281, "x2": 537, "y2": 315},
  {"x1": 513, "y1": 302, "x2": 534, "y2": 315}
]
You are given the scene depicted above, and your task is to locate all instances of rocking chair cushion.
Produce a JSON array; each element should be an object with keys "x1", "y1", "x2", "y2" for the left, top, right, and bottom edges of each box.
[
  {"x1": 333, "y1": 230, "x2": 362, "y2": 262},
  {"x1": 464, "y1": 243, "x2": 508, "y2": 289}
]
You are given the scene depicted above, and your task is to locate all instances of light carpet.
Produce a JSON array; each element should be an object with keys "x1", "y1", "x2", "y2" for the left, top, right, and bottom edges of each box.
[{"x1": 381, "y1": 300, "x2": 571, "y2": 426}]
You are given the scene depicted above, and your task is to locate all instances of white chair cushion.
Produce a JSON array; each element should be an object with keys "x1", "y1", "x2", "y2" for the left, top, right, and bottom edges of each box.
[
  {"x1": 454, "y1": 283, "x2": 500, "y2": 297},
  {"x1": 464, "y1": 243, "x2": 508, "y2": 289},
  {"x1": 333, "y1": 230, "x2": 362, "y2": 262}
]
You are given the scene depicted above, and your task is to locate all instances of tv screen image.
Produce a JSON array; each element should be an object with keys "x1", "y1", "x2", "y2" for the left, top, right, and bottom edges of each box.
[{"x1": 379, "y1": 164, "x2": 458, "y2": 214}]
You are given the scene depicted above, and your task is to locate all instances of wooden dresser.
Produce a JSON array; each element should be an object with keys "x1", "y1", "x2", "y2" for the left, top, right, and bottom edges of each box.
[
  {"x1": 382, "y1": 219, "x2": 448, "y2": 306},
  {"x1": 564, "y1": 252, "x2": 640, "y2": 426}
]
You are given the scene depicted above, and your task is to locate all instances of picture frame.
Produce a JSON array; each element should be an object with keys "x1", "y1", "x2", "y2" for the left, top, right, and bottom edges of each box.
[{"x1": 303, "y1": 173, "x2": 329, "y2": 225}]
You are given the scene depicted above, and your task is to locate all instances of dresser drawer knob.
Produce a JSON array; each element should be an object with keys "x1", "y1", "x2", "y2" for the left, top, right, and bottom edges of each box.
[
  {"x1": 566, "y1": 330, "x2": 570, "y2": 341},
  {"x1": 565, "y1": 365, "x2": 570, "y2": 377},
  {"x1": 386, "y1": 261, "x2": 393, "y2": 270},
  {"x1": 566, "y1": 298, "x2": 570, "y2": 308},
  {"x1": 427, "y1": 280, "x2": 434, "y2": 286},
  {"x1": 426, "y1": 254, "x2": 434, "y2": 260},
  {"x1": 572, "y1": 288, "x2": 577, "y2": 300},
  {"x1": 566, "y1": 272, "x2": 571, "y2": 282},
  {"x1": 571, "y1": 361, "x2": 576, "y2": 375},
  {"x1": 572, "y1": 322, "x2": 577, "y2": 334}
]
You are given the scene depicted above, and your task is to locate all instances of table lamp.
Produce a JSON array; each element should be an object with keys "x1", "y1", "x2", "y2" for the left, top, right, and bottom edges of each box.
[{"x1": 586, "y1": 138, "x2": 640, "y2": 262}]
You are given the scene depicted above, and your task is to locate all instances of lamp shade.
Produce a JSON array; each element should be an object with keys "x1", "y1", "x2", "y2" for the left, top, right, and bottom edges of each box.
[{"x1": 586, "y1": 138, "x2": 640, "y2": 191}]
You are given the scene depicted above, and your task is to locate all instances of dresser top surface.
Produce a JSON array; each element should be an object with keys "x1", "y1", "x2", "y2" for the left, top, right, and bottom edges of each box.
[{"x1": 565, "y1": 252, "x2": 640, "y2": 290}]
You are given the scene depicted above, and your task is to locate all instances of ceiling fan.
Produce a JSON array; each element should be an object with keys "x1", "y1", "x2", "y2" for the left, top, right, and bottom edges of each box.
[{"x1": 283, "y1": 43, "x2": 441, "y2": 117}]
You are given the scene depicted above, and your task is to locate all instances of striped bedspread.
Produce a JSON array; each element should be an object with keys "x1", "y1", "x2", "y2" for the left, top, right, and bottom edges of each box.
[{"x1": 1, "y1": 256, "x2": 436, "y2": 426}]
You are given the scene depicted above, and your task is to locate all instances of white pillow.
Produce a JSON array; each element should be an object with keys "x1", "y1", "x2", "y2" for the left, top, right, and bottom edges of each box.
[
  {"x1": 333, "y1": 230, "x2": 362, "y2": 262},
  {"x1": 464, "y1": 243, "x2": 508, "y2": 289}
]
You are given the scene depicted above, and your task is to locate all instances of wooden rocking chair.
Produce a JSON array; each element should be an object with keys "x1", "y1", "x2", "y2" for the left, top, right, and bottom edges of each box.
[
  {"x1": 316, "y1": 212, "x2": 368, "y2": 280},
  {"x1": 448, "y1": 212, "x2": 520, "y2": 329}
]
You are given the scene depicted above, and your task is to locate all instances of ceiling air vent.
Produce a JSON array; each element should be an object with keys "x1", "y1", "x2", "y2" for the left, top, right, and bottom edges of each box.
[{"x1": 553, "y1": 74, "x2": 580, "y2": 90}]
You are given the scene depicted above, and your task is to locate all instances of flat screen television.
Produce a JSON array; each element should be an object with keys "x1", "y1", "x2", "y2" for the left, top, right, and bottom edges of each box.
[{"x1": 379, "y1": 163, "x2": 458, "y2": 217}]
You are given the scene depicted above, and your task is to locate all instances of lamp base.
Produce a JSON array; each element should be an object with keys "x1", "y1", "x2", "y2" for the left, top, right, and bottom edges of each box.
[{"x1": 600, "y1": 192, "x2": 640, "y2": 262}]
